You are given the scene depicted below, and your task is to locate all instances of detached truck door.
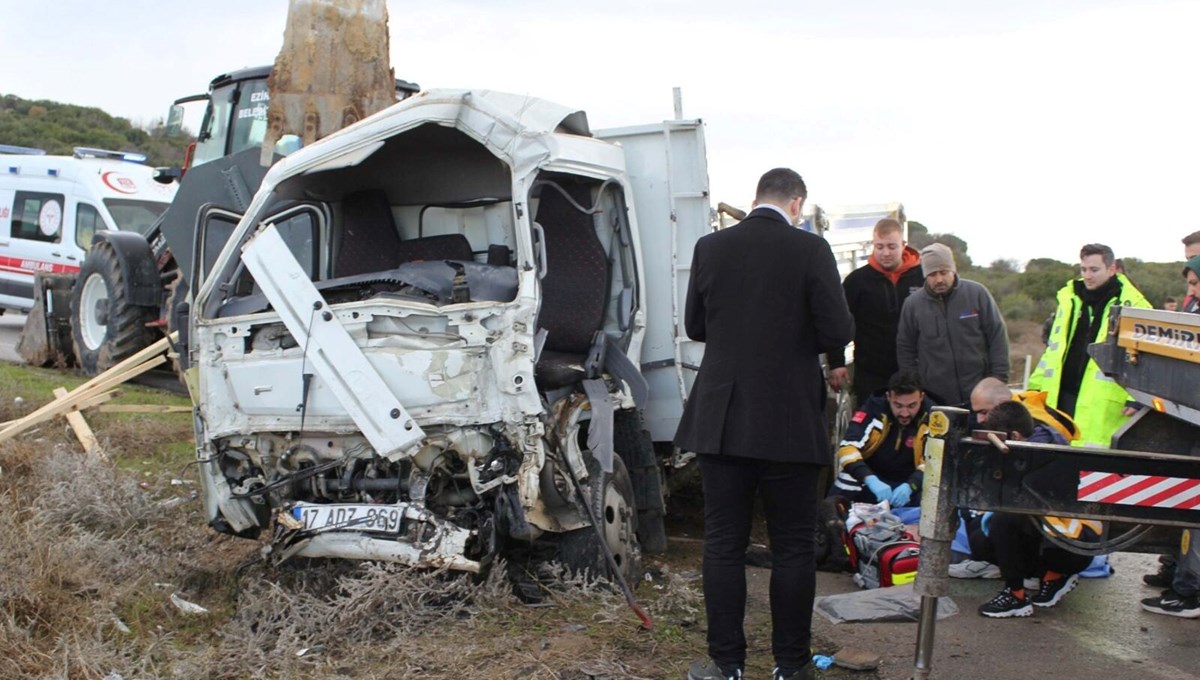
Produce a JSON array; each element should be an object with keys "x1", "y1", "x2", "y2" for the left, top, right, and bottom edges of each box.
[{"x1": 593, "y1": 119, "x2": 710, "y2": 444}]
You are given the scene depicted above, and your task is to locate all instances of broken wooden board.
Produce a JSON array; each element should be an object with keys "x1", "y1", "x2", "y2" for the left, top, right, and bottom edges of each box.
[{"x1": 53, "y1": 387, "x2": 106, "y2": 461}]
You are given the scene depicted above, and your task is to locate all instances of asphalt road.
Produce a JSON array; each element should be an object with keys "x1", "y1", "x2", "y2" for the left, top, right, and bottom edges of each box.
[
  {"x1": 0, "y1": 312, "x2": 24, "y2": 364},
  {"x1": 806, "y1": 551, "x2": 1200, "y2": 680}
]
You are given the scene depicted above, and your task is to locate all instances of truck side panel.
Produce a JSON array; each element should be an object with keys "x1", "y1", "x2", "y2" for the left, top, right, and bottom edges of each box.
[{"x1": 593, "y1": 121, "x2": 710, "y2": 443}]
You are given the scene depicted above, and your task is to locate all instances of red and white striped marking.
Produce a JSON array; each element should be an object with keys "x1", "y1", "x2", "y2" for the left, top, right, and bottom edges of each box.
[{"x1": 1078, "y1": 471, "x2": 1200, "y2": 509}]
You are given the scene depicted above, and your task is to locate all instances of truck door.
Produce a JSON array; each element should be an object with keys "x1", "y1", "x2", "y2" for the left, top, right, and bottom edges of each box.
[{"x1": 593, "y1": 120, "x2": 710, "y2": 444}]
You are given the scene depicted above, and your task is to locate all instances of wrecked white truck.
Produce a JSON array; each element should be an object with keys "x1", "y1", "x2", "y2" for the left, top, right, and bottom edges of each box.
[{"x1": 180, "y1": 89, "x2": 709, "y2": 582}]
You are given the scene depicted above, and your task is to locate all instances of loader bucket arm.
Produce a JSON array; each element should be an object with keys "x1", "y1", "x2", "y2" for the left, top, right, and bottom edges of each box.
[{"x1": 263, "y1": 0, "x2": 398, "y2": 165}]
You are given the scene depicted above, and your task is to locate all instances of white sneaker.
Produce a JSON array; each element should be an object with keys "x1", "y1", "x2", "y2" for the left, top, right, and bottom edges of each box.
[{"x1": 949, "y1": 560, "x2": 1001, "y2": 579}]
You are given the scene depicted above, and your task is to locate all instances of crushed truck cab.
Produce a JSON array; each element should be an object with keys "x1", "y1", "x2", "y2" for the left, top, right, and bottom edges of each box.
[{"x1": 186, "y1": 89, "x2": 708, "y2": 576}]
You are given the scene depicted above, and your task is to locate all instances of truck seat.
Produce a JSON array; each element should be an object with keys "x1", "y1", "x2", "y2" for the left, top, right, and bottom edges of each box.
[
  {"x1": 532, "y1": 181, "x2": 609, "y2": 390},
  {"x1": 335, "y1": 190, "x2": 401, "y2": 277},
  {"x1": 396, "y1": 233, "x2": 473, "y2": 263}
]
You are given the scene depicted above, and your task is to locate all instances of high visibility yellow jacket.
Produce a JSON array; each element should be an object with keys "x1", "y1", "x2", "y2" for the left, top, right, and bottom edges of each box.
[
  {"x1": 1014, "y1": 390, "x2": 1080, "y2": 443},
  {"x1": 1028, "y1": 273, "x2": 1150, "y2": 447}
]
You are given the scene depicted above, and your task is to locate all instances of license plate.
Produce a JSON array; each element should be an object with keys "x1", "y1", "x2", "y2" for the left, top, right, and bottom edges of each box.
[{"x1": 291, "y1": 504, "x2": 403, "y2": 534}]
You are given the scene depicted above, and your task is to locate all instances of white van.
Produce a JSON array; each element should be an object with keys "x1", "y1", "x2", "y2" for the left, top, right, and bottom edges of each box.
[{"x1": 0, "y1": 146, "x2": 177, "y2": 313}]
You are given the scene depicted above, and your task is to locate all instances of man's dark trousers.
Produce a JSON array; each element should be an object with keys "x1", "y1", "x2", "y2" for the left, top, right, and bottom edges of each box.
[{"x1": 700, "y1": 453, "x2": 821, "y2": 671}]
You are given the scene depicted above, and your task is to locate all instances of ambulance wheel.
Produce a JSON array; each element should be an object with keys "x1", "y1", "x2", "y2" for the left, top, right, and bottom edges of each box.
[
  {"x1": 70, "y1": 241, "x2": 156, "y2": 375},
  {"x1": 557, "y1": 455, "x2": 642, "y2": 585}
]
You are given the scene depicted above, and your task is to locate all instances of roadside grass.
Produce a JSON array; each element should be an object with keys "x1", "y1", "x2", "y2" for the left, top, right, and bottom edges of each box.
[{"x1": 0, "y1": 361, "x2": 711, "y2": 679}]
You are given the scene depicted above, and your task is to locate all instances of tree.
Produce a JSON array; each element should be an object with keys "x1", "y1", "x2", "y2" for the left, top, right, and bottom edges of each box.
[{"x1": 0, "y1": 94, "x2": 192, "y2": 166}]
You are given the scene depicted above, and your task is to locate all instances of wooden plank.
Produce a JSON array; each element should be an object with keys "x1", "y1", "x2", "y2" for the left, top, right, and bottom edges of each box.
[
  {"x1": 96, "y1": 404, "x2": 192, "y2": 414},
  {"x1": 0, "y1": 351, "x2": 166, "y2": 444},
  {"x1": 0, "y1": 389, "x2": 121, "y2": 439},
  {"x1": 53, "y1": 387, "x2": 107, "y2": 461}
]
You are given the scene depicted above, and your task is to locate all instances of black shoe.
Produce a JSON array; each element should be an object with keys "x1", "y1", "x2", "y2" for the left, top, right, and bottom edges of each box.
[
  {"x1": 1141, "y1": 589, "x2": 1200, "y2": 619},
  {"x1": 978, "y1": 587, "x2": 1033, "y2": 618},
  {"x1": 687, "y1": 659, "x2": 743, "y2": 680},
  {"x1": 1143, "y1": 565, "x2": 1176, "y2": 589},
  {"x1": 1032, "y1": 573, "x2": 1078, "y2": 608},
  {"x1": 773, "y1": 664, "x2": 816, "y2": 680}
]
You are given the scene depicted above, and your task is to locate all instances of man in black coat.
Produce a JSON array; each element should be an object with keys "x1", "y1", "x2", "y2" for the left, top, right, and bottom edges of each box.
[
  {"x1": 826, "y1": 218, "x2": 924, "y2": 408},
  {"x1": 676, "y1": 168, "x2": 854, "y2": 680}
]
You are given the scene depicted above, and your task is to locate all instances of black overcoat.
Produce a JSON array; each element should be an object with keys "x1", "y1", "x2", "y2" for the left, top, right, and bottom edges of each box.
[{"x1": 673, "y1": 208, "x2": 854, "y2": 463}]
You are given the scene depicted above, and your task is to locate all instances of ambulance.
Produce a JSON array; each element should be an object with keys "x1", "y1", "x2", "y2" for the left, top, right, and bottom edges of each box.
[{"x1": 0, "y1": 145, "x2": 177, "y2": 313}]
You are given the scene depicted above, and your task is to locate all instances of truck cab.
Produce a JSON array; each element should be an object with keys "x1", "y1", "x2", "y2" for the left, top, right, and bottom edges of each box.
[
  {"x1": 0, "y1": 146, "x2": 176, "y2": 313},
  {"x1": 185, "y1": 89, "x2": 710, "y2": 578}
]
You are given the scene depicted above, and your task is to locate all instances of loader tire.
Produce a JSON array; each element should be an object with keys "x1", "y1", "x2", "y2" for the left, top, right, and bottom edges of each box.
[
  {"x1": 70, "y1": 240, "x2": 157, "y2": 375},
  {"x1": 163, "y1": 275, "x2": 189, "y2": 378}
]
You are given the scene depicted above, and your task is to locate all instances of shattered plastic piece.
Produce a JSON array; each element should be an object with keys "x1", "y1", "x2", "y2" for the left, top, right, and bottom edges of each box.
[
  {"x1": 812, "y1": 654, "x2": 834, "y2": 670},
  {"x1": 112, "y1": 616, "x2": 132, "y2": 634},
  {"x1": 103, "y1": 674, "x2": 125, "y2": 680},
  {"x1": 169, "y1": 593, "x2": 209, "y2": 615},
  {"x1": 297, "y1": 644, "x2": 325, "y2": 657},
  {"x1": 814, "y1": 584, "x2": 958, "y2": 623}
]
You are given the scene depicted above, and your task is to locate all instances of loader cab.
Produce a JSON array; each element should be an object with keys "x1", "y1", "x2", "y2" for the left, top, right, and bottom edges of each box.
[{"x1": 167, "y1": 66, "x2": 422, "y2": 171}]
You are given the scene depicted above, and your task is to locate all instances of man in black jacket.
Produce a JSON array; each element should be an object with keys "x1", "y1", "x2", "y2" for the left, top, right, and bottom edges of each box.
[
  {"x1": 676, "y1": 168, "x2": 854, "y2": 680},
  {"x1": 827, "y1": 218, "x2": 924, "y2": 407}
]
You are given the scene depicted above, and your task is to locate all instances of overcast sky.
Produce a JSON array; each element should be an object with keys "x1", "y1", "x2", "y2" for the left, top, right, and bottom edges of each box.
[{"x1": 3, "y1": 0, "x2": 1197, "y2": 265}]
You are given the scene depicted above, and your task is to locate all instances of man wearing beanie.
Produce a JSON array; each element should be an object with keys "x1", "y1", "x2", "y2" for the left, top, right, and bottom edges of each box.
[{"x1": 896, "y1": 242, "x2": 1010, "y2": 406}]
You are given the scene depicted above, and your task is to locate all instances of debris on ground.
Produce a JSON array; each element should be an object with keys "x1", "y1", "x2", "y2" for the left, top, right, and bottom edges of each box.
[{"x1": 169, "y1": 592, "x2": 210, "y2": 615}]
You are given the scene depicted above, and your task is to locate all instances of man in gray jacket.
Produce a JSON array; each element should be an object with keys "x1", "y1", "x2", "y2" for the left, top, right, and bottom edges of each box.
[{"x1": 896, "y1": 243, "x2": 1009, "y2": 406}]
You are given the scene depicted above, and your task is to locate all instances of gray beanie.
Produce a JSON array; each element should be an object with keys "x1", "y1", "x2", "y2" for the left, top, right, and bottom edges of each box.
[{"x1": 920, "y1": 243, "x2": 957, "y2": 277}]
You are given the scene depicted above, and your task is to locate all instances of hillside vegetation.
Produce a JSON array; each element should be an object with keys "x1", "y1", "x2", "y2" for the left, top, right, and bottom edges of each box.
[
  {"x1": 908, "y1": 221, "x2": 1188, "y2": 320},
  {"x1": 0, "y1": 94, "x2": 192, "y2": 167}
]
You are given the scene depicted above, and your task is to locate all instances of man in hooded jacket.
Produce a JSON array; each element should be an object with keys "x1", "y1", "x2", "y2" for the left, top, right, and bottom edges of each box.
[
  {"x1": 827, "y1": 218, "x2": 924, "y2": 407},
  {"x1": 1028, "y1": 243, "x2": 1150, "y2": 447}
]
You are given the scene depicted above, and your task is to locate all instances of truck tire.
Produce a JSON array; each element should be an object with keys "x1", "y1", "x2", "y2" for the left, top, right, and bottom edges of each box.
[
  {"x1": 556, "y1": 455, "x2": 642, "y2": 585},
  {"x1": 70, "y1": 240, "x2": 157, "y2": 375},
  {"x1": 614, "y1": 409, "x2": 668, "y2": 554}
]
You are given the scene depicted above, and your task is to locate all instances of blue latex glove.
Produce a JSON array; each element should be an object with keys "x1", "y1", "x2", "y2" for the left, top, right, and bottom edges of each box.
[
  {"x1": 864, "y1": 475, "x2": 891, "y2": 503},
  {"x1": 890, "y1": 482, "x2": 913, "y2": 508},
  {"x1": 981, "y1": 512, "x2": 994, "y2": 536}
]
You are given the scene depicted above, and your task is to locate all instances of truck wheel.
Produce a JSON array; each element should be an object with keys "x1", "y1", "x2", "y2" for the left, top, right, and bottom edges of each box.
[
  {"x1": 614, "y1": 409, "x2": 668, "y2": 554},
  {"x1": 70, "y1": 241, "x2": 156, "y2": 375},
  {"x1": 557, "y1": 455, "x2": 642, "y2": 585}
]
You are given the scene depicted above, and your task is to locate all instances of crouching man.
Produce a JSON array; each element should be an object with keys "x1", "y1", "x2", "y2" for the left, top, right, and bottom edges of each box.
[
  {"x1": 832, "y1": 369, "x2": 932, "y2": 509},
  {"x1": 973, "y1": 401, "x2": 1101, "y2": 618}
]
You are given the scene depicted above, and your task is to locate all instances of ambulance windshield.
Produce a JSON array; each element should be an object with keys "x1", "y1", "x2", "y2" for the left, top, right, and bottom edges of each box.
[{"x1": 104, "y1": 199, "x2": 169, "y2": 236}]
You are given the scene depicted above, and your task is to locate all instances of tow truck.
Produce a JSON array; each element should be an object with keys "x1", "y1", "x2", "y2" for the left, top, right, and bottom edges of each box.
[{"x1": 911, "y1": 305, "x2": 1200, "y2": 677}]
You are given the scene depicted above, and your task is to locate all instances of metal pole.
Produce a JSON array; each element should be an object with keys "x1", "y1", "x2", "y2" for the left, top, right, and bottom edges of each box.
[
  {"x1": 912, "y1": 406, "x2": 969, "y2": 680},
  {"x1": 913, "y1": 595, "x2": 940, "y2": 679},
  {"x1": 672, "y1": 87, "x2": 683, "y2": 120}
]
